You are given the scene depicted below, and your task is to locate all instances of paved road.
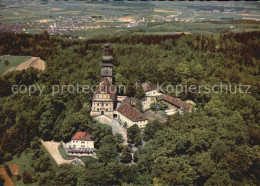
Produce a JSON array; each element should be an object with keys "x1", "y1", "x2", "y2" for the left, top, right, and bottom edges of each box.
[
  {"x1": 94, "y1": 115, "x2": 128, "y2": 144},
  {"x1": 42, "y1": 141, "x2": 84, "y2": 166}
]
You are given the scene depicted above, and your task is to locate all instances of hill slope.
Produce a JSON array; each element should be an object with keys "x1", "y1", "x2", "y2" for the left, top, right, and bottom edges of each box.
[{"x1": 2, "y1": 56, "x2": 45, "y2": 76}]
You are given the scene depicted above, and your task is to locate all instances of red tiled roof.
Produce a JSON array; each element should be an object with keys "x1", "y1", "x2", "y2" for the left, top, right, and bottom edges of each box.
[
  {"x1": 71, "y1": 132, "x2": 92, "y2": 141},
  {"x1": 158, "y1": 95, "x2": 192, "y2": 111},
  {"x1": 92, "y1": 78, "x2": 116, "y2": 101},
  {"x1": 117, "y1": 102, "x2": 147, "y2": 122},
  {"x1": 142, "y1": 82, "x2": 157, "y2": 92}
]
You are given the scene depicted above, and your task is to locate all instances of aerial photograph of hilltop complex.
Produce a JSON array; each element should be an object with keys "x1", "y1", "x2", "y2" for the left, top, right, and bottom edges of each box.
[{"x1": 0, "y1": 0, "x2": 259, "y2": 185}]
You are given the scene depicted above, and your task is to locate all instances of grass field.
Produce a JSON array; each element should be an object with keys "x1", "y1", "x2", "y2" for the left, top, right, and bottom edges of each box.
[
  {"x1": 0, "y1": 55, "x2": 30, "y2": 75},
  {"x1": 4, "y1": 145, "x2": 57, "y2": 185},
  {"x1": 70, "y1": 19, "x2": 260, "y2": 39},
  {"x1": 58, "y1": 143, "x2": 71, "y2": 160},
  {"x1": 6, "y1": 152, "x2": 31, "y2": 176},
  {"x1": 71, "y1": 27, "x2": 130, "y2": 39},
  {"x1": 5, "y1": 151, "x2": 35, "y2": 185}
]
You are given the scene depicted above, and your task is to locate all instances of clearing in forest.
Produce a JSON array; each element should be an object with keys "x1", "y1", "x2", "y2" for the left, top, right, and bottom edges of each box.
[{"x1": 1, "y1": 56, "x2": 45, "y2": 76}]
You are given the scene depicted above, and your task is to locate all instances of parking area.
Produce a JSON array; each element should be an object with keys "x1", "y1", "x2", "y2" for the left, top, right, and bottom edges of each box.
[
  {"x1": 42, "y1": 141, "x2": 84, "y2": 166},
  {"x1": 94, "y1": 115, "x2": 128, "y2": 144}
]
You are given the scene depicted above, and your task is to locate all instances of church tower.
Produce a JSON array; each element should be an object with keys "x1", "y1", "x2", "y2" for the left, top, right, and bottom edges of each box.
[
  {"x1": 90, "y1": 43, "x2": 116, "y2": 118},
  {"x1": 101, "y1": 43, "x2": 113, "y2": 84}
]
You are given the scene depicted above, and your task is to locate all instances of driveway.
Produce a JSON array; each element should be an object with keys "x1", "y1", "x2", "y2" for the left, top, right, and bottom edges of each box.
[{"x1": 94, "y1": 115, "x2": 128, "y2": 144}]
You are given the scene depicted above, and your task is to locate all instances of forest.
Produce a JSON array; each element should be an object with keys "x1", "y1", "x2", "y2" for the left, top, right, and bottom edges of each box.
[{"x1": 0, "y1": 31, "x2": 259, "y2": 185}]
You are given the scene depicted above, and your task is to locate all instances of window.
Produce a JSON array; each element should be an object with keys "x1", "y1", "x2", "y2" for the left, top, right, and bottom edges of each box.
[
  {"x1": 81, "y1": 141, "x2": 85, "y2": 143},
  {"x1": 97, "y1": 108, "x2": 99, "y2": 111},
  {"x1": 76, "y1": 141, "x2": 78, "y2": 143},
  {"x1": 106, "y1": 109, "x2": 108, "y2": 111},
  {"x1": 106, "y1": 103, "x2": 108, "y2": 106},
  {"x1": 105, "y1": 69, "x2": 108, "y2": 74},
  {"x1": 81, "y1": 145, "x2": 85, "y2": 147},
  {"x1": 97, "y1": 103, "x2": 99, "y2": 106}
]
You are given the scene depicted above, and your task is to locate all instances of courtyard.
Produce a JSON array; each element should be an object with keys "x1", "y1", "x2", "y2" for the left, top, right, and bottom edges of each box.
[
  {"x1": 143, "y1": 109, "x2": 168, "y2": 122},
  {"x1": 94, "y1": 115, "x2": 128, "y2": 144}
]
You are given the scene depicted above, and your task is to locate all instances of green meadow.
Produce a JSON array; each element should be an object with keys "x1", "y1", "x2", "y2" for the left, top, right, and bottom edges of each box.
[{"x1": 0, "y1": 55, "x2": 30, "y2": 75}]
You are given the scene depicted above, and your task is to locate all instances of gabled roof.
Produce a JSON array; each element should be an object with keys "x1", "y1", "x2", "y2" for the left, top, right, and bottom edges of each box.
[
  {"x1": 142, "y1": 82, "x2": 157, "y2": 92},
  {"x1": 71, "y1": 132, "x2": 92, "y2": 141},
  {"x1": 158, "y1": 94, "x2": 192, "y2": 111},
  {"x1": 122, "y1": 97, "x2": 140, "y2": 106},
  {"x1": 92, "y1": 78, "x2": 116, "y2": 101},
  {"x1": 117, "y1": 102, "x2": 147, "y2": 122}
]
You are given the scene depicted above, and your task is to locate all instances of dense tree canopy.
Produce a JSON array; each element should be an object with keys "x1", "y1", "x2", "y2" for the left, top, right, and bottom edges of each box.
[
  {"x1": 127, "y1": 124, "x2": 142, "y2": 146},
  {"x1": 0, "y1": 31, "x2": 259, "y2": 185}
]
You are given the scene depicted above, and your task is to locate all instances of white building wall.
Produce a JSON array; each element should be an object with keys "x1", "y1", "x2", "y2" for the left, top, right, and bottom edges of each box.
[
  {"x1": 90, "y1": 92, "x2": 114, "y2": 118},
  {"x1": 65, "y1": 140, "x2": 94, "y2": 150},
  {"x1": 142, "y1": 96, "x2": 157, "y2": 111},
  {"x1": 145, "y1": 90, "x2": 162, "y2": 97},
  {"x1": 116, "y1": 112, "x2": 148, "y2": 128}
]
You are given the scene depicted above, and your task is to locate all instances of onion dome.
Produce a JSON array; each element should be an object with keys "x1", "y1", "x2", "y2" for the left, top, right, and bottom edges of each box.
[
  {"x1": 102, "y1": 43, "x2": 113, "y2": 63},
  {"x1": 102, "y1": 56, "x2": 113, "y2": 63}
]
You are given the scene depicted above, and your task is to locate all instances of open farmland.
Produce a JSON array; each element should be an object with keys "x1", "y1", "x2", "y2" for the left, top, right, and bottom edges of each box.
[{"x1": 0, "y1": 1, "x2": 259, "y2": 38}]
